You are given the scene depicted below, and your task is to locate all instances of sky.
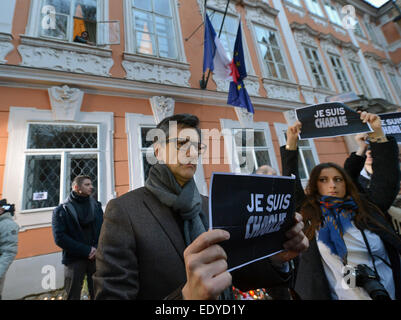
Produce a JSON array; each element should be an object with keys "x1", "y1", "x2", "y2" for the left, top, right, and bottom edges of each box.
[{"x1": 364, "y1": 0, "x2": 391, "y2": 8}]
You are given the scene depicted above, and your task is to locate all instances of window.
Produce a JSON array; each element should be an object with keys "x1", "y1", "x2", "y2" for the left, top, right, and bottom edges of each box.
[
  {"x1": 364, "y1": 21, "x2": 379, "y2": 44},
  {"x1": 221, "y1": 119, "x2": 279, "y2": 175},
  {"x1": 126, "y1": 113, "x2": 208, "y2": 195},
  {"x1": 23, "y1": 123, "x2": 99, "y2": 210},
  {"x1": 131, "y1": 0, "x2": 178, "y2": 59},
  {"x1": 3, "y1": 107, "x2": 115, "y2": 230},
  {"x1": 254, "y1": 25, "x2": 289, "y2": 80},
  {"x1": 389, "y1": 73, "x2": 401, "y2": 102},
  {"x1": 305, "y1": 0, "x2": 324, "y2": 17},
  {"x1": 40, "y1": 0, "x2": 97, "y2": 43},
  {"x1": 324, "y1": 2, "x2": 342, "y2": 25},
  {"x1": 207, "y1": 10, "x2": 238, "y2": 60},
  {"x1": 328, "y1": 54, "x2": 351, "y2": 92},
  {"x1": 274, "y1": 123, "x2": 320, "y2": 183},
  {"x1": 286, "y1": 0, "x2": 302, "y2": 7},
  {"x1": 207, "y1": 9, "x2": 254, "y2": 75},
  {"x1": 373, "y1": 68, "x2": 393, "y2": 102},
  {"x1": 353, "y1": 18, "x2": 365, "y2": 38},
  {"x1": 350, "y1": 61, "x2": 371, "y2": 97},
  {"x1": 304, "y1": 46, "x2": 329, "y2": 89}
]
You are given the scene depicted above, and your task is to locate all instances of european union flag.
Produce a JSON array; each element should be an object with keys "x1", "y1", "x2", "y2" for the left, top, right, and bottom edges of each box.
[
  {"x1": 227, "y1": 80, "x2": 254, "y2": 114},
  {"x1": 231, "y1": 22, "x2": 247, "y2": 81},
  {"x1": 227, "y1": 21, "x2": 254, "y2": 114}
]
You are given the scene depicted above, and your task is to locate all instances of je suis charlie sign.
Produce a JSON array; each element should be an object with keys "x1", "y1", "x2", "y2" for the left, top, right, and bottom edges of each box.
[
  {"x1": 209, "y1": 173, "x2": 295, "y2": 272},
  {"x1": 295, "y1": 102, "x2": 372, "y2": 140}
]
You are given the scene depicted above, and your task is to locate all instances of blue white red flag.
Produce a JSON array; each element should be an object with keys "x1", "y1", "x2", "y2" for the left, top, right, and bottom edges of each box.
[{"x1": 203, "y1": 14, "x2": 232, "y2": 80}]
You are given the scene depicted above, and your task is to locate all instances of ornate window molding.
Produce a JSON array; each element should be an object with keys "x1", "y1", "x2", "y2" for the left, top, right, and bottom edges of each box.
[
  {"x1": 149, "y1": 96, "x2": 175, "y2": 124},
  {"x1": 262, "y1": 78, "x2": 301, "y2": 102},
  {"x1": 48, "y1": 85, "x2": 84, "y2": 121},
  {"x1": 283, "y1": 0, "x2": 305, "y2": 18}
]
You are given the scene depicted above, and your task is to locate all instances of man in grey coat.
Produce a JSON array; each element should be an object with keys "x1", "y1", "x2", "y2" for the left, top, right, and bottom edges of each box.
[
  {"x1": 93, "y1": 113, "x2": 309, "y2": 300},
  {"x1": 0, "y1": 206, "x2": 19, "y2": 300}
]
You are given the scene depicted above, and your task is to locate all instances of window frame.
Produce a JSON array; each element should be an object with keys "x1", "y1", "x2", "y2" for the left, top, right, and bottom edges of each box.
[
  {"x1": 273, "y1": 122, "x2": 320, "y2": 186},
  {"x1": 388, "y1": 73, "x2": 401, "y2": 103},
  {"x1": 373, "y1": 68, "x2": 394, "y2": 103},
  {"x1": 3, "y1": 107, "x2": 115, "y2": 230},
  {"x1": 349, "y1": 60, "x2": 371, "y2": 98},
  {"x1": 305, "y1": 0, "x2": 324, "y2": 17},
  {"x1": 125, "y1": 113, "x2": 208, "y2": 195},
  {"x1": 26, "y1": 0, "x2": 110, "y2": 45},
  {"x1": 220, "y1": 119, "x2": 279, "y2": 175},
  {"x1": 328, "y1": 53, "x2": 352, "y2": 93},
  {"x1": 324, "y1": 1, "x2": 342, "y2": 26},
  {"x1": 303, "y1": 45, "x2": 331, "y2": 90},
  {"x1": 252, "y1": 22, "x2": 291, "y2": 81},
  {"x1": 22, "y1": 122, "x2": 101, "y2": 211},
  {"x1": 124, "y1": 0, "x2": 186, "y2": 62}
]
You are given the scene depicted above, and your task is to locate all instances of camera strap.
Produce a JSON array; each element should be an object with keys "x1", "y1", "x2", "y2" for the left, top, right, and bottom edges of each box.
[{"x1": 360, "y1": 229, "x2": 380, "y2": 278}]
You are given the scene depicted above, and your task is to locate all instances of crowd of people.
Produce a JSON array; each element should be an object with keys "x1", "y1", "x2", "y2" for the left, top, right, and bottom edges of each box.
[{"x1": 0, "y1": 110, "x2": 400, "y2": 300}]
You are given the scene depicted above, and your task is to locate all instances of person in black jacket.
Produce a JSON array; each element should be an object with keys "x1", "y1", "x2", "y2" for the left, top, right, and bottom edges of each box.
[
  {"x1": 281, "y1": 111, "x2": 401, "y2": 300},
  {"x1": 52, "y1": 175, "x2": 104, "y2": 300}
]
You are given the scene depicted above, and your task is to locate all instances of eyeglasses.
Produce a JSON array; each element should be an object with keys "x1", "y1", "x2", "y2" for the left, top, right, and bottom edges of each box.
[{"x1": 166, "y1": 138, "x2": 207, "y2": 154}]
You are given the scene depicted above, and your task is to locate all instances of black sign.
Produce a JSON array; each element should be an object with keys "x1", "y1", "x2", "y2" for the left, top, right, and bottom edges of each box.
[
  {"x1": 379, "y1": 112, "x2": 401, "y2": 143},
  {"x1": 209, "y1": 173, "x2": 295, "y2": 271},
  {"x1": 296, "y1": 102, "x2": 372, "y2": 140}
]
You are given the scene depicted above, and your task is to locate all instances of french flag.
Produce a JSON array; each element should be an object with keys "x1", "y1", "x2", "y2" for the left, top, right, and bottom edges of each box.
[{"x1": 203, "y1": 14, "x2": 232, "y2": 80}]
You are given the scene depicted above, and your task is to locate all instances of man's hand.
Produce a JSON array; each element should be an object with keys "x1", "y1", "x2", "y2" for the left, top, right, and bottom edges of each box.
[
  {"x1": 182, "y1": 229, "x2": 232, "y2": 300},
  {"x1": 359, "y1": 111, "x2": 387, "y2": 143},
  {"x1": 286, "y1": 121, "x2": 302, "y2": 150},
  {"x1": 88, "y1": 247, "x2": 96, "y2": 260},
  {"x1": 270, "y1": 212, "x2": 309, "y2": 264}
]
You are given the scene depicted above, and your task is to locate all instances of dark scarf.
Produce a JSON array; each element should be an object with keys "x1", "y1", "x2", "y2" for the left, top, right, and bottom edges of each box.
[
  {"x1": 318, "y1": 196, "x2": 358, "y2": 264},
  {"x1": 69, "y1": 191, "x2": 95, "y2": 227},
  {"x1": 145, "y1": 163, "x2": 208, "y2": 246}
]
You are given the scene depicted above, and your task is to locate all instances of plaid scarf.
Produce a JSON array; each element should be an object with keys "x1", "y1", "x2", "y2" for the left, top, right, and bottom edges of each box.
[{"x1": 317, "y1": 196, "x2": 358, "y2": 263}]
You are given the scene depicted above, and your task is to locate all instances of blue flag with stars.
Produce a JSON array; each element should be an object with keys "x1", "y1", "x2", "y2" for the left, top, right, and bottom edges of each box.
[{"x1": 227, "y1": 21, "x2": 254, "y2": 114}]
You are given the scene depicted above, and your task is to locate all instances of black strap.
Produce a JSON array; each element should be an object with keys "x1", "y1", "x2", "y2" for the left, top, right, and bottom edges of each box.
[{"x1": 360, "y1": 229, "x2": 380, "y2": 278}]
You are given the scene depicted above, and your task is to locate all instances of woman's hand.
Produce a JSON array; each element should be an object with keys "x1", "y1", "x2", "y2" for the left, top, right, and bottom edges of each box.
[
  {"x1": 286, "y1": 121, "x2": 302, "y2": 150},
  {"x1": 354, "y1": 133, "x2": 369, "y2": 156}
]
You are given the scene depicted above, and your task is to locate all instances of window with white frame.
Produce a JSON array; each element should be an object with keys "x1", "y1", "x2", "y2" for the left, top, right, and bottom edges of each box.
[
  {"x1": 303, "y1": 46, "x2": 330, "y2": 89},
  {"x1": 274, "y1": 122, "x2": 320, "y2": 183},
  {"x1": 364, "y1": 21, "x2": 379, "y2": 44},
  {"x1": 324, "y1": 1, "x2": 342, "y2": 25},
  {"x1": 3, "y1": 107, "x2": 115, "y2": 226},
  {"x1": 350, "y1": 61, "x2": 371, "y2": 98},
  {"x1": 207, "y1": 9, "x2": 254, "y2": 75},
  {"x1": 328, "y1": 54, "x2": 352, "y2": 92},
  {"x1": 305, "y1": 0, "x2": 324, "y2": 17},
  {"x1": 373, "y1": 68, "x2": 393, "y2": 102},
  {"x1": 254, "y1": 24, "x2": 289, "y2": 80},
  {"x1": 221, "y1": 119, "x2": 279, "y2": 175},
  {"x1": 40, "y1": 0, "x2": 96, "y2": 43},
  {"x1": 23, "y1": 123, "x2": 100, "y2": 210},
  {"x1": 125, "y1": 113, "x2": 208, "y2": 195},
  {"x1": 130, "y1": 0, "x2": 179, "y2": 59},
  {"x1": 389, "y1": 73, "x2": 401, "y2": 102},
  {"x1": 285, "y1": 0, "x2": 302, "y2": 7},
  {"x1": 28, "y1": 0, "x2": 116, "y2": 45},
  {"x1": 353, "y1": 18, "x2": 365, "y2": 38}
]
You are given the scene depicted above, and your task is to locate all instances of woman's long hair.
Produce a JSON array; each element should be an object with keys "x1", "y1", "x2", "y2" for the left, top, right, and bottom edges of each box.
[{"x1": 301, "y1": 162, "x2": 394, "y2": 240}]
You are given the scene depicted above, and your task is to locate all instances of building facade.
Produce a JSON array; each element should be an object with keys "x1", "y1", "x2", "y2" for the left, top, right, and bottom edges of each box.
[{"x1": 0, "y1": 0, "x2": 400, "y2": 299}]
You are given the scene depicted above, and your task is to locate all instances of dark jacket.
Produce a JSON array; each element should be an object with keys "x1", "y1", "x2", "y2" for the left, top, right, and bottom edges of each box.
[
  {"x1": 93, "y1": 187, "x2": 292, "y2": 300},
  {"x1": 280, "y1": 136, "x2": 401, "y2": 300},
  {"x1": 52, "y1": 193, "x2": 104, "y2": 265}
]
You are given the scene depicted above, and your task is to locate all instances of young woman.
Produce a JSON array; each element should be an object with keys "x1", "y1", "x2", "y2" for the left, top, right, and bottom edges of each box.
[{"x1": 281, "y1": 111, "x2": 401, "y2": 300}]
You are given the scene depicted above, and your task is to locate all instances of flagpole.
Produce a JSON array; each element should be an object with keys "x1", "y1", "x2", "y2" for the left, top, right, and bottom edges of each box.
[
  {"x1": 200, "y1": 0, "x2": 208, "y2": 89},
  {"x1": 201, "y1": 0, "x2": 230, "y2": 90}
]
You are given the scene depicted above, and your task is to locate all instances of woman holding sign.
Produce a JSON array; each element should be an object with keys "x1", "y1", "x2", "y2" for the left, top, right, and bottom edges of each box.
[{"x1": 281, "y1": 111, "x2": 401, "y2": 300}]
